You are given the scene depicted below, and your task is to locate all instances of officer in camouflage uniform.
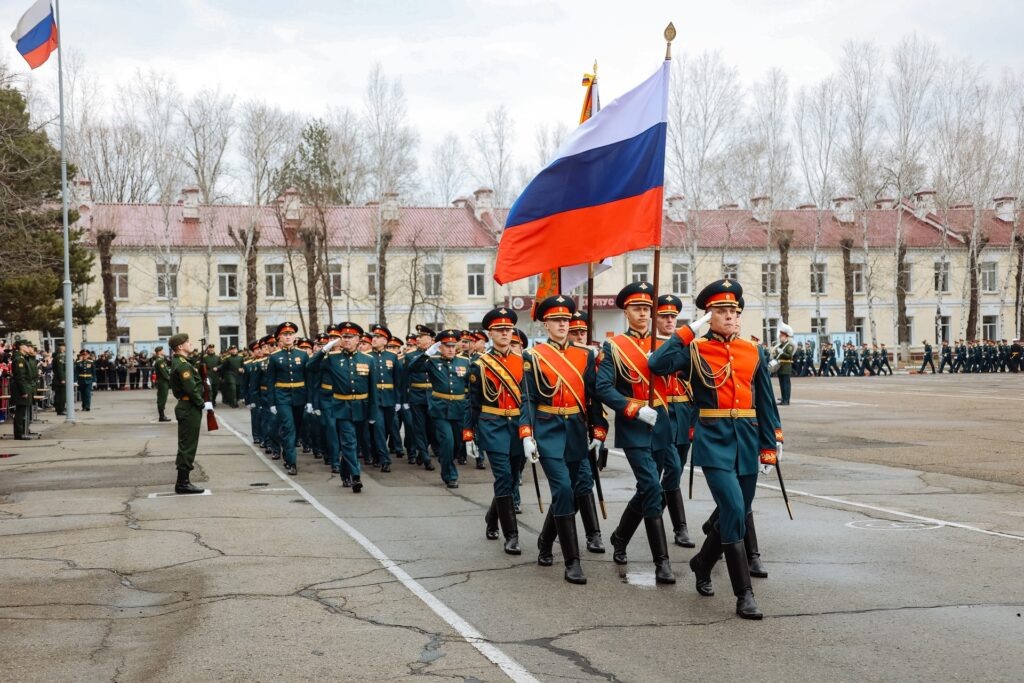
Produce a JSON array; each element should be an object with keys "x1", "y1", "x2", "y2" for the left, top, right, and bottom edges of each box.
[{"x1": 168, "y1": 333, "x2": 212, "y2": 494}]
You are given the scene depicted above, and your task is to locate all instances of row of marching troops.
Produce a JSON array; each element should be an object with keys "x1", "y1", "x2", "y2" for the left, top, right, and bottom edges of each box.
[
  {"x1": 230, "y1": 276, "x2": 782, "y2": 620},
  {"x1": 926, "y1": 339, "x2": 1024, "y2": 374},
  {"x1": 789, "y1": 341, "x2": 894, "y2": 377}
]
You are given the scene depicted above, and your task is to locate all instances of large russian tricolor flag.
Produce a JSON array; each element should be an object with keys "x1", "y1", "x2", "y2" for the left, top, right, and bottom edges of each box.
[
  {"x1": 494, "y1": 60, "x2": 670, "y2": 285},
  {"x1": 11, "y1": 0, "x2": 58, "y2": 70}
]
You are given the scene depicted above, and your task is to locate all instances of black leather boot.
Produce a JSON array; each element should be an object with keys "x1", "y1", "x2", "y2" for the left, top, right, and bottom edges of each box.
[
  {"x1": 351, "y1": 476, "x2": 362, "y2": 493},
  {"x1": 724, "y1": 540, "x2": 763, "y2": 619},
  {"x1": 702, "y1": 507, "x2": 719, "y2": 536},
  {"x1": 610, "y1": 504, "x2": 643, "y2": 565},
  {"x1": 576, "y1": 493, "x2": 605, "y2": 554},
  {"x1": 644, "y1": 516, "x2": 676, "y2": 584},
  {"x1": 485, "y1": 498, "x2": 499, "y2": 540},
  {"x1": 174, "y1": 469, "x2": 204, "y2": 495},
  {"x1": 689, "y1": 523, "x2": 720, "y2": 596},
  {"x1": 554, "y1": 513, "x2": 586, "y2": 585},
  {"x1": 536, "y1": 510, "x2": 556, "y2": 566},
  {"x1": 663, "y1": 488, "x2": 695, "y2": 548},
  {"x1": 496, "y1": 495, "x2": 521, "y2": 555},
  {"x1": 745, "y1": 511, "x2": 767, "y2": 578}
]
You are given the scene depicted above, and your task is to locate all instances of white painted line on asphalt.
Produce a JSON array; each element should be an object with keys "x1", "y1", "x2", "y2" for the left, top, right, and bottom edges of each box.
[
  {"x1": 217, "y1": 415, "x2": 539, "y2": 683},
  {"x1": 607, "y1": 449, "x2": 1024, "y2": 543}
]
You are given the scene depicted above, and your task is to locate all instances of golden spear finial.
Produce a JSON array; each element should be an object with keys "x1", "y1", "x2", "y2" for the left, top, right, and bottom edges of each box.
[{"x1": 664, "y1": 22, "x2": 676, "y2": 60}]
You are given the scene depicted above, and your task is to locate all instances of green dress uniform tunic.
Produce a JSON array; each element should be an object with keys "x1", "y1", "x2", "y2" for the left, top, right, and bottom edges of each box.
[
  {"x1": 407, "y1": 351, "x2": 474, "y2": 485},
  {"x1": 74, "y1": 357, "x2": 94, "y2": 410},
  {"x1": 169, "y1": 354, "x2": 204, "y2": 472},
  {"x1": 220, "y1": 352, "x2": 244, "y2": 407},
  {"x1": 370, "y1": 348, "x2": 404, "y2": 467},
  {"x1": 265, "y1": 347, "x2": 309, "y2": 468}
]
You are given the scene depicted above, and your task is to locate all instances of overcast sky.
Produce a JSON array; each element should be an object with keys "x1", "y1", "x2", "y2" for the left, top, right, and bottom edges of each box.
[{"x1": 5, "y1": 0, "x2": 1023, "y2": 202}]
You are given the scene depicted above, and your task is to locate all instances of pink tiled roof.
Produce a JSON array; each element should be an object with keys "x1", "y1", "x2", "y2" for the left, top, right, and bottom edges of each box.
[{"x1": 78, "y1": 201, "x2": 1016, "y2": 251}]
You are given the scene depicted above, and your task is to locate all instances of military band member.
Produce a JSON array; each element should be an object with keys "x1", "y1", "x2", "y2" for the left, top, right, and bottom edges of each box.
[
  {"x1": 655, "y1": 295, "x2": 695, "y2": 548},
  {"x1": 649, "y1": 279, "x2": 781, "y2": 620},
  {"x1": 265, "y1": 322, "x2": 307, "y2": 475},
  {"x1": 154, "y1": 346, "x2": 172, "y2": 421},
  {"x1": 369, "y1": 325, "x2": 403, "y2": 473},
  {"x1": 74, "y1": 350, "x2": 94, "y2": 411},
  {"x1": 771, "y1": 323, "x2": 795, "y2": 404},
  {"x1": 520, "y1": 296, "x2": 608, "y2": 585},
  {"x1": 403, "y1": 325, "x2": 437, "y2": 470},
  {"x1": 167, "y1": 333, "x2": 212, "y2": 494},
  {"x1": 470, "y1": 307, "x2": 526, "y2": 555},
  {"x1": 511, "y1": 328, "x2": 528, "y2": 355},
  {"x1": 597, "y1": 282, "x2": 676, "y2": 585}
]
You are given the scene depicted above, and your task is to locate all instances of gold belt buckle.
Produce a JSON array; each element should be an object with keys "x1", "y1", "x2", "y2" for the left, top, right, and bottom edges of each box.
[{"x1": 729, "y1": 408, "x2": 739, "y2": 418}]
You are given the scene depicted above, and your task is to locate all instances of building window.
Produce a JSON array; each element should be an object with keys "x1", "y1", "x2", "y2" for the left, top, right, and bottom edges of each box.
[
  {"x1": 265, "y1": 263, "x2": 285, "y2": 299},
  {"x1": 329, "y1": 263, "x2": 343, "y2": 298},
  {"x1": 116, "y1": 327, "x2": 130, "y2": 345},
  {"x1": 219, "y1": 326, "x2": 239, "y2": 351},
  {"x1": 723, "y1": 263, "x2": 738, "y2": 281},
  {"x1": 112, "y1": 264, "x2": 129, "y2": 300},
  {"x1": 762, "y1": 318, "x2": 779, "y2": 344},
  {"x1": 467, "y1": 263, "x2": 486, "y2": 297},
  {"x1": 853, "y1": 317, "x2": 865, "y2": 343},
  {"x1": 981, "y1": 262, "x2": 998, "y2": 293},
  {"x1": 938, "y1": 315, "x2": 951, "y2": 343},
  {"x1": 157, "y1": 326, "x2": 178, "y2": 338},
  {"x1": 367, "y1": 261, "x2": 377, "y2": 297},
  {"x1": 761, "y1": 263, "x2": 778, "y2": 295},
  {"x1": 631, "y1": 262, "x2": 649, "y2": 283},
  {"x1": 425, "y1": 262, "x2": 442, "y2": 298},
  {"x1": 671, "y1": 262, "x2": 690, "y2": 295},
  {"x1": 810, "y1": 263, "x2": 827, "y2": 295},
  {"x1": 852, "y1": 263, "x2": 865, "y2": 295},
  {"x1": 156, "y1": 263, "x2": 178, "y2": 299},
  {"x1": 933, "y1": 261, "x2": 950, "y2": 294},
  {"x1": 218, "y1": 264, "x2": 238, "y2": 299},
  {"x1": 982, "y1": 315, "x2": 998, "y2": 341},
  {"x1": 810, "y1": 317, "x2": 827, "y2": 336}
]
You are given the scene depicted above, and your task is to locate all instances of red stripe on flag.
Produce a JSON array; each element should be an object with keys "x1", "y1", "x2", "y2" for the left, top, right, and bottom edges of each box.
[
  {"x1": 495, "y1": 186, "x2": 663, "y2": 285},
  {"x1": 22, "y1": 23, "x2": 57, "y2": 69}
]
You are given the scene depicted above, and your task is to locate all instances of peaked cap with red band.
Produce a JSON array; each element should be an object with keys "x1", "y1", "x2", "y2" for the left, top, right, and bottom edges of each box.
[
  {"x1": 695, "y1": 279, "x2": 744, "y2": 310},
  {"x1": 615, "y1": 281, "x2": 654, "y2": 309},
  {"x1": 533, "y1": 295, "x2": 576, "y2": 321},
  {"x1": 657, "y1": 294, "x2": 682, "y2": 316},
  {"x1": 482, "y1": 307, "x2": 518, "y2": 330}
]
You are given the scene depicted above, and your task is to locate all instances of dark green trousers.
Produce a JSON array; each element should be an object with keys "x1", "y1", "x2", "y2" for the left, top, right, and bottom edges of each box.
[
  {"x1": 157, "y1": 381, "x2": 169, "y2": 417},
  {"x1": 54, "y1": 383, "x2": 66, "y2": 413},
  {"x1": 13, "y1": 404, "x2": 28, "y2": 438},
  {"x1": 174, "y1": 400, "x2": 202, "y2": 471},
  {"x1": 221, "y1": 379, "x2": 237, "y2": 407}
]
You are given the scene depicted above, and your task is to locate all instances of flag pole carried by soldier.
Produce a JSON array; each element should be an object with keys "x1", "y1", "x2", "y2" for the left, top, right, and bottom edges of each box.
[{"x1": 167, "y1": 333, "x2": 213, "y2": 494}]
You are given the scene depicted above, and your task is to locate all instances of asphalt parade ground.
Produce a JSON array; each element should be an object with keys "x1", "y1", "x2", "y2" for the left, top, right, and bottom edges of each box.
[{"x1": 2, "y1": 374, "x2": 1023, "y2": 682}]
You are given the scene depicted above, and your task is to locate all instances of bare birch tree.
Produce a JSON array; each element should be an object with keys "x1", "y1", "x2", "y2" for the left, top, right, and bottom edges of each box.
[
  {"x1": 474, "y1": 104, "x2": 516, "y2": 207},
  {"x1": 179, "y1": 88, "x2": 235, "y2": 205},
  {"x1": 429, "y1": 133, "x2": 469, "y2": 206}
]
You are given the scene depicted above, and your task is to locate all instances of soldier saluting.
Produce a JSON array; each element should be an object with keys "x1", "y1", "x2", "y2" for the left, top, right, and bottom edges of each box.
[
  {"x1": 167, "y1": 333, "x2": 213, "y2": 494},
  {"x1": 649, "y1": 279, "x2": 782, "y2": 620}
]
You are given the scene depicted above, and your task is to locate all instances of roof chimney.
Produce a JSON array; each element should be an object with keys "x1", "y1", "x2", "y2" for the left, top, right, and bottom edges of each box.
[
  {"x1": 381, "y1": 192, "x2": 400, "y2": 223},
  {"x1": 994, "y1": 196, "x2": 1017, "y2": 222},
  {"x1": 832, "y1": 196, "x2": 855, "y2": 223},
  {"x1": 913, "y1": 190, "x2": 937, "y2": 219},
  {"x1": 182, "y1": 187, "x2": 200, "y2": 223},
  {"x1": 452, "y1": 197, "x2": 469, "y2": 209},
  {"x1": 718, "y1": 202, "x2": 739, "y2": 210},
  {"x1": 665, "y1": 194, "x2": 687, "y2": 222},
  {"x1": 283, "y1": 187, "x2": 301, "y2": 224},
  {"x1": 797, "y1": 203, "x2": 817, "y2": 210},
  {"x1": 472, "y1": 188, "x2": 494, "y2": 221},
  {"x1": 751, "y1": 195, "x2": 772, "y2": 223},
  {"x1": 874, "y1": 197, "x2": 896, "y2": 210},
  {"x1": 72, "y1": 178, "x2": 93, "y2": 215}
]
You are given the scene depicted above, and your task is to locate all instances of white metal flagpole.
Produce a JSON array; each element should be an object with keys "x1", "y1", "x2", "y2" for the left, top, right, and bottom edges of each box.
[{"x1": 54, "y1": 0, "x2": 76, "y2": 422}]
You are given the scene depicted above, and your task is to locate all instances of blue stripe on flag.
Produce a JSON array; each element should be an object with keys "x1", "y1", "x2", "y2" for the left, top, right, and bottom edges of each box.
[
  {"x1": 505, "y1": 122, "x2": 666, "y2": 229},
  {"x1": 15, "y1": 14, "x2": 54, "y2": 55}
]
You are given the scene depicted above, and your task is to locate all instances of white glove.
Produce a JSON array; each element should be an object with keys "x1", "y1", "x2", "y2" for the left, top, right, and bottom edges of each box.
[
  {"x1": 426, "y1": 341, "x2": 442, "y2": 357},
  {"x1": 305, "y1": 402, "x2": 314, "y2": 414},
  {"x1": 759, "y1": 463, "x2": 775, "y2": 475},
  {"x1": 395, "y1": 403, "x2": 402, "y2": 412},
  {"x1": 203, "y1": 401, "x2": 214, "y2": 411},
  {"x1": 269, "y1": 405, "x2": 277, "y2": 415},
  {"x1": 322, "y1": 338, "x2": 339, "y2": 352},
  {"x1": 636, "y1": 406, "x2": 658, "y2": 426},
  {"x1": 314, "y1": 409, "x2": 321, "y2": 416},
  {"x1": 369, "y1": 419, "x2": 376, "y2": 425},
  {"x1": 402, "y1": 403, "x2": 410, "y2": 410},
  {"x1": 523, "y1": 436, "x2": 539, "y2": 463},
  {"x1": 588, "y1": 438, "x2": 603, "y2": 452},
  {"x1": 688, "y1": 311, "x2": 713, "y2": 335},
  {"x1": 466, "y1": 441, "x2": 478, "y2": 459},
  {"x1": 247, "y1": 403, "x2": 255, "y2": 409}
]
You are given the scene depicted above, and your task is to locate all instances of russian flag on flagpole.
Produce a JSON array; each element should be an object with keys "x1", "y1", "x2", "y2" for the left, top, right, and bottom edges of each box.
[
  {"x1": 11, "y1": 0, "x2": 58, "y2": 69},
  {"x1": 494, "y1": 60, "x2": 670, "y2": 285}
]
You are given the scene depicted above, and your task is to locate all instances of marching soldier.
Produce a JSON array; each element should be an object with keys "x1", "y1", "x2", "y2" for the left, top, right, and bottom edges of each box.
[
  {"x1": 308, "y1": 327, "x2": 343, "y2": 474},
  {"x1": 74, "y1": 350, "x2": 94, "y2": 411},
  {"x1": 1009, "y1": 339, "x2": 1022, "y2": 373},
  {"x1": 265, "y1": 322, "x2": 307, "y2": 475},
  {"x1": 153, "y1": 346, "x2": 172, "y2": 422},
  {"x1": 407, "y1": 329, "x2": 474, "y2": 488},
  {"x1": 860, "y1": 343, "x2": 875, "y2": 376},
  {"x1": 470, "y1": 307, "x2": 526, "y2": 555},
  {"x1": 167, "y1": 333, "x2": 212, "y2": 494},
  {"x1": 596, "y1": 282, "x2": 677, "y2": 585},
  {"x1": 938, "y1": 341, "x2": 953, "y2": 373},
  {"x1": 369, "y1": 325, "x2": 404, "y2": 473},
  {"x1": 521, "y1": 295, "x2": 608, "y2": 584},
  {"x1": 655, "y1": 295, "x2": 695, "y2": 548},
  {"x1": 201, "y1": 344, "x2": 222, "y2": 406},
  {"x1": 919, "y1": 340, "x2": 935, "y2": 374},
  {"x1": 771, "y1": 324, "x2": 795, "y2": 404},
  {"x1": 403, "y1": 326, "x2": 437, "y2": 470},
  {"x1": 878, "y1": 343, "x2": 893, "y2": 375},
  {"x1": 649, "y1": 279, "x2": 782, "y2": 620},
  {"x1": 220, "y1": 345, "x2": 244, "y2": 408},
  {"x1": 256, "y1": 335, "x2": 280, "y2": 457},
  {"x1": 242, "y1": 340, "x2": 265, "y2": 446}
]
